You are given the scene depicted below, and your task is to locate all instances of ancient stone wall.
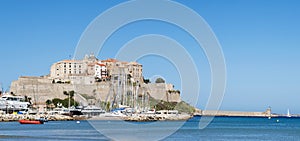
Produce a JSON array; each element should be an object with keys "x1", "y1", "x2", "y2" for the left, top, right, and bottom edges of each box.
[{"x1": 10, "y1": 77, "x2": 181, "y2": 106}]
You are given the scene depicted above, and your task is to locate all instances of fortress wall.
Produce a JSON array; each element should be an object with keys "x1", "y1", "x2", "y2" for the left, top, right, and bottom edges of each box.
[
  {"x1": 10, "y1": 77, "x2": 181, "y2": 105},
  {"x1": 147, "y1": 83, "x2": 181, "y2": 102}
]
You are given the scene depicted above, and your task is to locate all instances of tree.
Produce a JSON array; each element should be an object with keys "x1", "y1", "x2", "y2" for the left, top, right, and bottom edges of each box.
[
  {"x1": 69, "y1": 90, "x2": 75, "y2": 98},
  {"x1": 46, "y1": 99, "x2": 52, "y2": 105},
  {"x1": 63, "y1": 90, "x2": 75, "y2": 108},
  {"x1": 63, "y1": 91, "x2": 68, "y2": 96},
  {"x1": 64, "y1": 90, "x2": 75, "y2": 98},
  {"x1": 143, "y1": 77, "x2": 151, "y2": 84},
  {"x1": 52, "y1": 98, "x2": 63, "y2": 107},
  {"x1": 155, "y1": 78, "x2": 165, "y2": 83},
  {"x1": 45, "y1": 99, "x2": 53, "y2": 110},
  {"x1": 105, "y1": 101, "x2": 111, "y2": 112}
]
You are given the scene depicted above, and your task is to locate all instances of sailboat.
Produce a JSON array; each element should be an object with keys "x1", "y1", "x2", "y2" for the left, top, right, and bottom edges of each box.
[{"x1": 287, "y1": 109, "x2": 291, "y2": 117}]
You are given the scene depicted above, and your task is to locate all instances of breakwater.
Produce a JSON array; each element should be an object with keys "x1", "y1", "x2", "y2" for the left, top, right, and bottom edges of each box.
[
  {"x1": 123, "y1": 113, "x2": 192, "y2": 121},
  {"x1": 0, "y1": 114, "x2": 78, "y2": 122},
  {"x1": 194, "y1": 108, "x2": 273, "y2": 117}
]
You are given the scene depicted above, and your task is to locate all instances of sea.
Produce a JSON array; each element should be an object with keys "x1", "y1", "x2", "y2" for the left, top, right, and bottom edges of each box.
[{"x1": 0, "y1": 116, "x2": 299, "y2": 141}]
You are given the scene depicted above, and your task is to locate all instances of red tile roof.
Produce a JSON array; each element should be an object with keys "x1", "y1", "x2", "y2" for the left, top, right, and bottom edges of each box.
[{"x1": 101, "y1": 58, "x2": 118, "y2": 62}]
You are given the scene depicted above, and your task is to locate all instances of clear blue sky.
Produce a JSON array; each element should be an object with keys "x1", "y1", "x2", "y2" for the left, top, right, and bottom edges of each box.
[{"x1": 0, "y1": 0, "x2": 299, "y2": 114}]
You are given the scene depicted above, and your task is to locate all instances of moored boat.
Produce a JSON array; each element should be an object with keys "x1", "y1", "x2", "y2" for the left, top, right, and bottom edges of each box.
[
  {"x1": 0, "y1": 94, "x2": 30, "y2": 112},
  {"x1": 19, "y1": 119, "x2": 44, "y2": 124}
]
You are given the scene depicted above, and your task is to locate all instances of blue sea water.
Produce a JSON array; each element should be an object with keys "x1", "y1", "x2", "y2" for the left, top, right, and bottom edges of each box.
[{"x1": 0, "y1": 116, "x2": 299, "y2": 141}]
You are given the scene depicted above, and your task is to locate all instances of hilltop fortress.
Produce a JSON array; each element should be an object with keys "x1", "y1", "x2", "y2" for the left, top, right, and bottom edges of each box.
[{"x1": 10, "y1": 55, "x2": 181, "y2": 108}]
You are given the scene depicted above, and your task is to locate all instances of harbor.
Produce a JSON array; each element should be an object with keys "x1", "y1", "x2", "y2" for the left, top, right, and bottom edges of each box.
[
  {"x1": 0, "y1": 90, "x2": 193, "y2": 122},
  {"x1": 0, "y1": 55, "x2": 199, "y2": 123},
  {"x1": 0, "y1": 90, "x2": 298, "y2": 123}
]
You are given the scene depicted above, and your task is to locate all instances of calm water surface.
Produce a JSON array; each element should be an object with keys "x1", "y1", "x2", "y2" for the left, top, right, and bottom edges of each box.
[{"x1": 0, "y1": 117, "x2": 299, "y2": 141}]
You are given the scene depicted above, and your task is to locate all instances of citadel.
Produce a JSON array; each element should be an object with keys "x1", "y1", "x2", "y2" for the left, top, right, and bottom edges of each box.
[{"x1": 10, "y1": 54, "x2": 181, "y2": 111}]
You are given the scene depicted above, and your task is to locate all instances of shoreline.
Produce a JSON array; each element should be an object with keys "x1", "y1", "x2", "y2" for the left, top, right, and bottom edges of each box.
[
  {"x1": 1, "y1": 108, "x2": 299, "y2": 122},
  {"x1": 1, "y1": 114, "x2": 300, "y2": 123}
]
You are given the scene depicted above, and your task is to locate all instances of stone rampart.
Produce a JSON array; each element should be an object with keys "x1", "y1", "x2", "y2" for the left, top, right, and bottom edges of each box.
[{"x1": 10, "y1": 77, "x2": 181, "y2": 106}]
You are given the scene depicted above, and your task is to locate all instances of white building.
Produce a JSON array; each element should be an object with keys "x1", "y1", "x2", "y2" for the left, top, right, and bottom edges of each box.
[
  {"x1": 49, "y1": 55, "x2": 142, "y2": 84},
  {"x1": 50, "y1": 60, "x2": 86, "y2": 79},
  {"x1": 49, "y1": 54, "x2": 98, "y2": 84},
  {"x1": 95, "y1": 62, "x2": 107, "y2": 80}
]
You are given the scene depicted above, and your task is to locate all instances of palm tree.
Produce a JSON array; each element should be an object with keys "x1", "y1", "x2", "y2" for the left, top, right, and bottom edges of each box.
[{"x1": 63, "y1": 90, "x2": 75, "y2": 108}]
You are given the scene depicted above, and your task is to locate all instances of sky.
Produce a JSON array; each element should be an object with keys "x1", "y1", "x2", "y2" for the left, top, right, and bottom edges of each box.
[{"x1": 0, "y1": 0, "x2": 300, "y2": 114}]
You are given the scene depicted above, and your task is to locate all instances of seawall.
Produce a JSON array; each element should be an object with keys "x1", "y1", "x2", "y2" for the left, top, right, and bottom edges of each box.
[{"x1": 194, "y1": 108, "x2": 273, "y2": 117}]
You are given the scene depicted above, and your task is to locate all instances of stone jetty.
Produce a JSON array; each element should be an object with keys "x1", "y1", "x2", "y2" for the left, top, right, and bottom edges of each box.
[
  {"x1": 123, "y1": 113, "x2": 192, "y2": 121},
  {"x1": 0, "y1": 113, "x2": 75, "y2": 122},
  {"x1": 193, "y1": 108, "x2": 273, "y2": 117}
]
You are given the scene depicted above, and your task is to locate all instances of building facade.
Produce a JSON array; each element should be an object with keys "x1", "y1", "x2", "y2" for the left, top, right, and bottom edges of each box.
[
  {"x1": 50, "y1": 55, "x2": 98, "y2": 83},
  {"x1": 95, "y1": 62, "x2": 107, "y2": 80},
  {"x1": 126, "y1": 62, "x2": 143, "y2": 83},
  {"x1": 102, "y1": 58, "x2": 143, "y2": 83},
  {"x1": 50, "y1": 56, "x2": 142, "y2": 84}
]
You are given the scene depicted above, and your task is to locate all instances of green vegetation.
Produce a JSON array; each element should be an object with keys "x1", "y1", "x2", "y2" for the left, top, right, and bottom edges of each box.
[
  {"x1": 45, "y1": 99, "x2": 52, "y2": 106},
  {"x1": 155, "y1": 78, "x2": 165, "y2": 83},
  {"x1": 105, "y1": 101, "x2": 111, "y2": 111},
  {"x1": 46, "y1": 90, "x2": 79, "y2": 108},
  {"x1": 143, "y1": 77, "x2": 150, "y2": 84},
  {"x1": 174, "y1": 101, "x2": 195, "y2": 114},
  {"x1": 63, "y1": 90, "x2": 74, "y2": 98},
  {"x1": 149, "y1": 97, "x2": 195, "y2": 114},
  {"x1": 50, "y1": 98, "x2": 79, "y2": 108}
]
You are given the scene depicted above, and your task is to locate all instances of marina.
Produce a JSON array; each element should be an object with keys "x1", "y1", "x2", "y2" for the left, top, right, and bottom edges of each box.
[{"x1": 0, "y1": 0, "x2": 299, "y2": 140}]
